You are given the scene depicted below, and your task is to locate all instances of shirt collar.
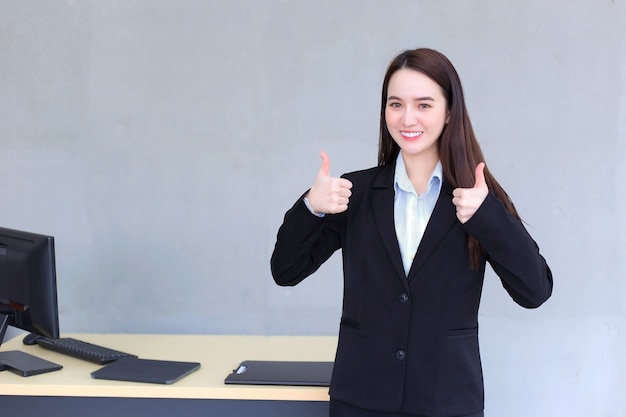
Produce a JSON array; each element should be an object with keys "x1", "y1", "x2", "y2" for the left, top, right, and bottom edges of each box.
[{"x1": 394, "y1": 153, "x2": 443, "y2": 196}]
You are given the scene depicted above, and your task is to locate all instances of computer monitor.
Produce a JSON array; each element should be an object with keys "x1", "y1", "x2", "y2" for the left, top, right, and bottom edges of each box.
[{"x1": 0, "y1": 226, "x2": 60, "y2": 345}]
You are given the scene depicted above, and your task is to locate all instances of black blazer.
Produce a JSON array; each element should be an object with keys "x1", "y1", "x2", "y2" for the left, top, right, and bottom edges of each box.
[{"x1": 271, "y1": 163, "x2": 553, "y2": 417}]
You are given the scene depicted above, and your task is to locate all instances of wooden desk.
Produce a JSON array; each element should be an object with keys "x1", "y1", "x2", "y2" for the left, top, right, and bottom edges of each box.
[{"x1": 0, "y1": 333, "x2": 337, "y2": 416}]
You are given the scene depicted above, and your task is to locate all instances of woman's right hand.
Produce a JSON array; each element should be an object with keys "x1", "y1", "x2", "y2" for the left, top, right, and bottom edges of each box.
[{"x1": 305, "y1": 151, "x2": 353, "y2": 215}]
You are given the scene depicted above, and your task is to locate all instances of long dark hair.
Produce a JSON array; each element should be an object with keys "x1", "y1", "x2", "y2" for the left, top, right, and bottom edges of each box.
[{"x1": 378, "y1": 48, "x2": 520, "y2": 269}]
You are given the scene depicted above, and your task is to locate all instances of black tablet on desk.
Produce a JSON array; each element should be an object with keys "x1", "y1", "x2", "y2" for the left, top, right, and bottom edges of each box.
[
  {"x1": 91, "y1": 357, "x2": 200, "y2": 385},
  {"x1": 224, "y1": 360, "x2": 333, "y2": 387}
]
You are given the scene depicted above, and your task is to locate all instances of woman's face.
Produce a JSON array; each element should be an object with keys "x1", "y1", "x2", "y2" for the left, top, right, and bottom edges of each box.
[{"x1": 385, "y1": 68, "x2": 449, "y2": 161}]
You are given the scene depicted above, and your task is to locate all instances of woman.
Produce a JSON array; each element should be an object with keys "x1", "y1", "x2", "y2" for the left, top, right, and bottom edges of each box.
[{"x1": 271, "y1": 48, "x2": 553, "y2": 417}]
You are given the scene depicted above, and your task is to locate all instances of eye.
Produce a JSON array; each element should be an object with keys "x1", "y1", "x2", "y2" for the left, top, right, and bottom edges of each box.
[
  {"x1": 387, "y1": 101, "x2": 402, "y2": 109},
  {"x1": 418, "y1": 103, "x2": 432, "y2": 109}
]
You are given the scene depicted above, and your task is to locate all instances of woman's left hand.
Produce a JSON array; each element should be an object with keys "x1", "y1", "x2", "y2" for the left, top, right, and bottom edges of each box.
[{"x1": 452, "y1": 162, "x2": 489, "y2": 224}]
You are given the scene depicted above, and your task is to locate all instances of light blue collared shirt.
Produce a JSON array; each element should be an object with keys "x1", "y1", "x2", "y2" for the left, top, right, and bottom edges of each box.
[{"x1": 394, "y1": 154, "x2": 443, "y2": 276}]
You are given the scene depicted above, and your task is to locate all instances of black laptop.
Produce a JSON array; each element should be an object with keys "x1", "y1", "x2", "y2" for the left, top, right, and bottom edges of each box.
[{"x1": 91, "y1": 357, "x2": 201, "y2": 385}]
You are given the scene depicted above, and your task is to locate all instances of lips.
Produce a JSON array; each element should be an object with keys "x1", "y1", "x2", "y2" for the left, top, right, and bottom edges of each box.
[{"x1": 400, "y1": 131, "x2": 423, "y2": 141}]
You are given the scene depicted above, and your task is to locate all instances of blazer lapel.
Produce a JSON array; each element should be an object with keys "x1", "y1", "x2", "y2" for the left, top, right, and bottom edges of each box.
[
  {"x1": 407, "y1": 181, "x2": 457, "y2": 279},
  {"x1": 371, "y1": 166, "x2": 408, "y2": 286}
]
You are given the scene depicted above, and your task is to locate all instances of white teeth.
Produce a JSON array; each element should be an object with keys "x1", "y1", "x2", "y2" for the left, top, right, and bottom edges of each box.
[{"x1": 402, "y1": 131, "x2": 423, "y2": 138}]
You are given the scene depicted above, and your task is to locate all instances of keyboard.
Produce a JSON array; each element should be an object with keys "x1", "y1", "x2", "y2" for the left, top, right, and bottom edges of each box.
[{"x1": 34, "y1": 337, "x2": 137, "y2": 365}]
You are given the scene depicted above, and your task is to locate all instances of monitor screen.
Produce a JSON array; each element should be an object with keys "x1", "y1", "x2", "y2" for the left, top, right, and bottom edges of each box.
[{"x1": 0, "y1": 227, "x2": 60, "y2": 345}]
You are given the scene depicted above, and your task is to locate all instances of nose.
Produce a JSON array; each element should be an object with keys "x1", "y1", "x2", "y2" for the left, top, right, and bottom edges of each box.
[{"x1": 402, "y1": 107, "x2": 418, "y2": 126}]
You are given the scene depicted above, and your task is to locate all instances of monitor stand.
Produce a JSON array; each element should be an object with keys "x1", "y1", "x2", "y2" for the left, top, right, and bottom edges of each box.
[
  {"x1": 0, "y1": 313, "x2": 63, "y2": 377},
  {"x1": 0, "y1": 312, "x2": 10, "y2": 343}
]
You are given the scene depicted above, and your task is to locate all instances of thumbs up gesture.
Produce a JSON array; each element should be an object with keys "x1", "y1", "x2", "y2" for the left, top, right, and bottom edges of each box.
[
  {"x1": 305, "y1": 151, "x2": 353, "y2": 215},
  {"x1": 452, "y1": 163, "x2": 489, "y2": 224}
]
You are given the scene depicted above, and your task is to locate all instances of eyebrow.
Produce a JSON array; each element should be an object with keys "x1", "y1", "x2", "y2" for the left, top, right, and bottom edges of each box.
[{"x1": 387, "y1": 95, "x2": 436, "y2": 102}]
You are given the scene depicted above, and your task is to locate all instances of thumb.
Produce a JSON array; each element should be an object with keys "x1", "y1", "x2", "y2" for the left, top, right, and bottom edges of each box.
[
  {"x1": 474, "y1": 162, "x2": 487, "y2": 189},
  {"x1": 318, "y1": 151, "x2": 331, "y2": 177}
]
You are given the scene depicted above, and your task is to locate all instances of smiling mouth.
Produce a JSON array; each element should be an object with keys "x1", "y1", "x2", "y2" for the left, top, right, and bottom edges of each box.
[{"x1": 401, "y1": 131, "x2": 423, "y2": 139}]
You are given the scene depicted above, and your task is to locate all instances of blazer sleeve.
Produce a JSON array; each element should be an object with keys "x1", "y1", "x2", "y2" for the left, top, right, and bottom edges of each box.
[
  {"x1": 270, "y1": 194, "x2": 342, "y2": 287},
  {"x1": 462, "y1": 193, "x2": 553, "y2": 308}
]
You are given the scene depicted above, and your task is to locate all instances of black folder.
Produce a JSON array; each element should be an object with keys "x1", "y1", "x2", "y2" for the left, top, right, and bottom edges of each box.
[
  {"x1": 91, "y1": 356, "x2": 200, "y2": 385},
  {"x1": 224, "y1": 360, "x2": 333, "y2": 387}
]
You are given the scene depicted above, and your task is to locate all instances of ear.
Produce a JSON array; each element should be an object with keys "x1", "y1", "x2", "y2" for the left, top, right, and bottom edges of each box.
[{"x1": 445, "y1": 110, "x2": 451, "y2": 124}]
